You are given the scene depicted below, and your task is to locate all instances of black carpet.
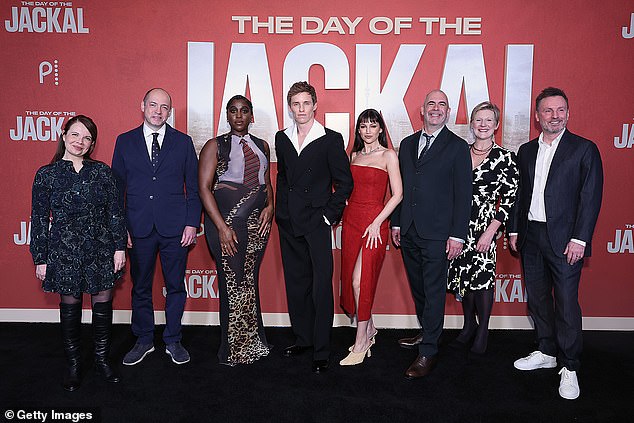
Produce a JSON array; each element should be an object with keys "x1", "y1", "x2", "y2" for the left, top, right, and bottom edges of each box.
[{"x1": 1, "y1": 323, "x2": 632, "y2": 423}]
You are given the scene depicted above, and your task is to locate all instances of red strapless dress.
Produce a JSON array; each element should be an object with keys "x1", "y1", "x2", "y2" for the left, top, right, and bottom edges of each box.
[{"x1": 340, "y1": 165, "x2": 389, "y2": 321}]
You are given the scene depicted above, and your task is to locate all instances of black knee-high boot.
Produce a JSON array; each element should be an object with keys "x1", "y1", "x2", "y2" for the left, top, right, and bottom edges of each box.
[
  {"x1": 60, "y1": 302, "x2": 82, "y2": 391},
  {"x1": 92, "y1": 301, "x2": 120, "y2": 383}
]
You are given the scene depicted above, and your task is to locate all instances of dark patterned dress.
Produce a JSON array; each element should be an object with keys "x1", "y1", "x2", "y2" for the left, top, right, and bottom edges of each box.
[
  {"x1": 447, "y1": 145, "x2": 519, "y2": 297},
  {"x1": 30, "y1": 160, "x2": 127, "y2": 297},
  {"x1": 203, "y1": 133, "x2": 271, "y2": 365}
]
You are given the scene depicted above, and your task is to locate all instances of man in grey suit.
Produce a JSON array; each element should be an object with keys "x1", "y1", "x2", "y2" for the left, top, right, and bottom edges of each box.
[
  {"x1": 391, "y1": 89, "x2": 472, "y2": 378},
  {"x1": 509, "y1": 87, "x2": 603, "y2": 400}
]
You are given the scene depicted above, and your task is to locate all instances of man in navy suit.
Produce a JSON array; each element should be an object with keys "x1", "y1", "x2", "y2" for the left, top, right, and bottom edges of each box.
[
  {"x1": 112, "y1": 88, "x2": 201, "y2": 365},
  {"x1": 509, "y1": 87, "x2": 603, "y2": 400},
  {"x1": 275, "y1": 81, "x2": 353, "y2": 373},
  {"x1": 391, "y1": 89, "x2": 472, "y2": 379}
]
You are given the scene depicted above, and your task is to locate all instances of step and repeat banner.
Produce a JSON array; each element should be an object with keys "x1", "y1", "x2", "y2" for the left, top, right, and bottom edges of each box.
[{"x1": 1, "y1": 1, "x2": 633, "y2": 328}]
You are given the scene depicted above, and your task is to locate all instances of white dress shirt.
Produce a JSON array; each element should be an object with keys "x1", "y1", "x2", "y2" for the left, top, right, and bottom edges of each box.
[
  {"x1": 143, "y1": 123, "x2": 166, "y2": 158},
  {"x1": 528, "y1": 130, "x2": 564, "y2": 222},
  {"x1": 516, "y1": 129, "x2": 585, "y2": 247},
  {"x1": 283, "y1": 119, "x2": 326, "y2": 155}
]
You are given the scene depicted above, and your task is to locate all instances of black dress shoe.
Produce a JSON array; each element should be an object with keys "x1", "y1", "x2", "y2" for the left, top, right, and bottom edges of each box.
[
  {"x1": 312, "y1": 359, "x2": 329, "y2": 374},
  {"x1": 398, "y1": 333, "x2": 424, "y2": 349},
  {"x1": 282, "y1": 345, "x2": 310, "y2": 357},
  {"x1": 404, "y1": 354, "x2": 437, "y2": 379}
]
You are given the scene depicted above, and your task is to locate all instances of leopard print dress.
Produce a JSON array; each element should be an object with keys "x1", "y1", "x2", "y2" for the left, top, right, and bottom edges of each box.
[{"x1": 203, "y1": 133, "x2": 271, "y2": 365}]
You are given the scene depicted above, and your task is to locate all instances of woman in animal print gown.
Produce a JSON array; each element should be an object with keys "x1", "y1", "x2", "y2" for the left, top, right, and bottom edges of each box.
[{"x1": 199, "y1": 95, "x2": 274, "y2": 365}]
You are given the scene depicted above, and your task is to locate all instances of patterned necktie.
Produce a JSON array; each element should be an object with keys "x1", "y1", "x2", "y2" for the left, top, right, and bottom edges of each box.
[
  {"x1": 419, "y1": 133, "x2": 433, "y2": 158},
  {"x1": 241, "y1": 138, "x2": 260, "y2": 189},
  {"x1": 151, "y1": 132, "x2": 160, "y2": 167}
]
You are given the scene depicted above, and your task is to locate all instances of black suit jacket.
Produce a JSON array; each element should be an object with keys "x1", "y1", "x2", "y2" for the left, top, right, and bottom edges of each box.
[
  {"x1": 275, "y1": 127, "x2": 353, "y2": 236},
  {"x1": 112, "y1": 124, "x2": 202, "y2": 238},
  {"x1": 508, "y1": 129, "x2": 603, "y2": 257},
  {"x1": 392, "y1": 126, "x2": 472, "y2": 241}
]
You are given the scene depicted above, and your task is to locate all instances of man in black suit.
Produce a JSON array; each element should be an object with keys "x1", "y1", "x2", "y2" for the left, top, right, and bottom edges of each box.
[
  {"x1": 509, "y1": 87, "x2": 603, "y2": 400},
  {"x1": 275, "y1": 81, "x2": 353, "y2": 373},
  {"x1": 391, "y1": 89, "x2": 472, "y2": 378},
  {"x1": 112, "y1": 88, "x2": 202, "y2": 366}
]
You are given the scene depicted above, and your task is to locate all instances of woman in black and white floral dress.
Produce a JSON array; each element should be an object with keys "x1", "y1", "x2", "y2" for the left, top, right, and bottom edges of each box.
[{"x1": 447, "y1": 101, "x2": 519, "y2": 354}]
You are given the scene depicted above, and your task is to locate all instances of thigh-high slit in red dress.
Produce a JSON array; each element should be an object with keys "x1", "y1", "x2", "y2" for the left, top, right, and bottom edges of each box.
[{"x1": 340, "y1": 165, "x2": 389, "y2": 321}]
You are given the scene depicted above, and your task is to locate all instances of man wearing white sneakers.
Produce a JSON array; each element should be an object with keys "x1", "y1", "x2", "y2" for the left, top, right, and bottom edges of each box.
[{"x1": 508, "y1": 87, "x2": 603, "y2": 400}]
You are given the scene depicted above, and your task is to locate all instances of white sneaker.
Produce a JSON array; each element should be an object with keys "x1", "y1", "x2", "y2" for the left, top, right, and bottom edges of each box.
[
  {"x1": 513, "y1": 351, "x2": 557, "y2": 370},
  {"x1": 558, "y1": 367, "x2": 580, "y2": 400}
]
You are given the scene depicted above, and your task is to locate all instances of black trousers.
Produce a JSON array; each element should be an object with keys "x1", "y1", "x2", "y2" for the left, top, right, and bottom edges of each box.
[
  {"x1": 521, "y1": 221, "x2": 583, "y2": 371},
  {"x1": 400, "y1": 226, "x2": 448, "y2": 357},
  {"x1": 278, "y1": 222, "x2": 334, "y2": 361}
]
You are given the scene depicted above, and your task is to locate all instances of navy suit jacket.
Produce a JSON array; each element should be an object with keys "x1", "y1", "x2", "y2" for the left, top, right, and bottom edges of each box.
[
  {"x1": 112, "y1": 124, "x2": 202, "y2": 239},
  {"x1": 275, "y1": 127, "x2": 353, "y2": 237},
  {"x1": 508, "y1": 129, "x2": 603, "y2": 257},
  {"x1": 391, "y1": 126, "x2": 472, "y2": 241}
]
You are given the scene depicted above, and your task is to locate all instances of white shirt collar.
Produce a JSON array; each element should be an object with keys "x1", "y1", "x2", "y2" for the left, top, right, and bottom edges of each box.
[
  {"x1": 422, "y1": 126, "x2": 444, "y2": 139},
  {"x1": 528, "y1": 128, "x2": 566, "y2": 222},
  {"x1": 418, "y1": 125, "x2": 444, "y2": 155},
  {"x1": 231, "y1": 133, "x2": 252, "y2": 143},
  {"x1": 143, "y1": 122, "x2": 166, "y2": 140},
  {"x1": 283, "y1": 120, "x2": 326, "y2": 154},
  {"x1": 142, "y1": 123, "x2": 166, "y2": 157},
  {"x1": 538, "y1": 128, "x2": 566, "y2": 148}
]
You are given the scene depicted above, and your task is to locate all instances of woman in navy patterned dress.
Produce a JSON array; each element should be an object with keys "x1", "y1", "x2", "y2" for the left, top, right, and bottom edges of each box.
[
  {"x1": 447, "y1": 102, "x2": 519, "y2": 354},
  {"x1": 30, "y1": 115, "x2": 127, "y2": 391},
  {"x1": 198, "y1": 96, "x2": 274, "y2": 365}
]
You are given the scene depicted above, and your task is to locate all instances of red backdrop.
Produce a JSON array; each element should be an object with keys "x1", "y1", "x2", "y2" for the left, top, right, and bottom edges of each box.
[{"x1": 1, "y1": 1, "x2": 632, "y2": 328}]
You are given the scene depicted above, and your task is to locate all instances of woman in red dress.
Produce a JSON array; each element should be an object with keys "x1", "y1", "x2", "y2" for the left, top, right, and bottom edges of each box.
[{"x1": 339, "y1": 109, "x2": 402, "y2": 365}]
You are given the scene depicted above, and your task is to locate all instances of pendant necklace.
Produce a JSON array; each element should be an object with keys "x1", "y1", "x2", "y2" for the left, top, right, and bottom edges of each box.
[{"x1": 361, "y1": 146, "x2": 381, "y2": 155}]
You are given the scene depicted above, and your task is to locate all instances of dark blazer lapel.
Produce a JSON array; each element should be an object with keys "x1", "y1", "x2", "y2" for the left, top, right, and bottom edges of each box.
[
  {"x1": 133, "y1": 125, "x2": 152, "y2": 167},
  {"x1": 546, "y1": 130, "x2": 572, "y2": 183},
  {"x1": 420, "y1": 127, "x2": 447, "y2": 165},
  {"x1": 293, "y1": 135, "x2": 326, "y2": 166},
  {"x1": 410, "y1": 130, "x2": 421, "y2": 167},
  {"x1": 279, "y1": 131, "x2": 300, "y2": 181},
  {"x1": 525, "y1": 140, "x2": 539, "y2": 194},
  {"x1": 293, "y1": 134, "x2": 325, "y2": 176},
  {"x1": 299, "y1": 134, "x2": 323, "y2": 156},
  {"x1": 155, "y1": 124, "x2": 176, "y2": 171}
]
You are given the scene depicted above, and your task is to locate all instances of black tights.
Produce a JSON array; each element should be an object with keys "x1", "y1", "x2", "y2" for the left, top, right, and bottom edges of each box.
[
  {"x1": 60, "y1": 289, "x2": 113, "y2": 306},
  {"x1": 456, "y1": 289, "x2": 494, "y2": 354}
]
